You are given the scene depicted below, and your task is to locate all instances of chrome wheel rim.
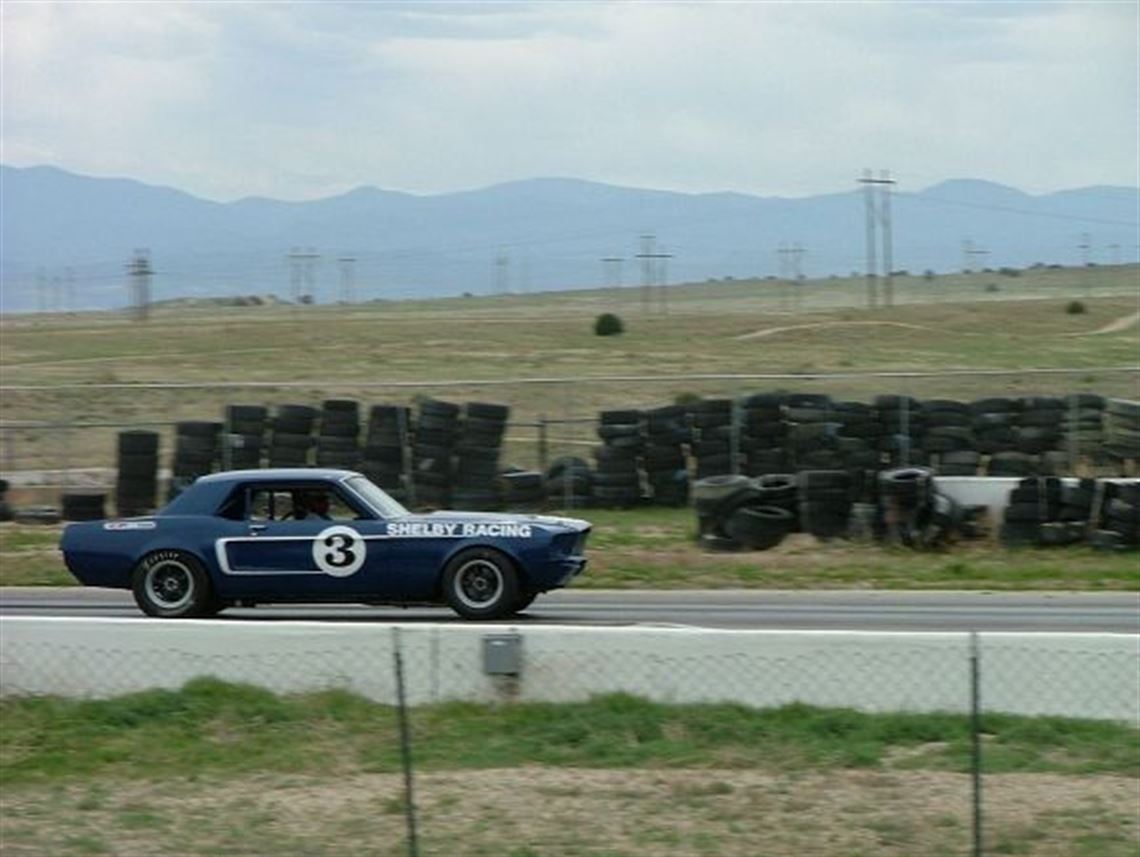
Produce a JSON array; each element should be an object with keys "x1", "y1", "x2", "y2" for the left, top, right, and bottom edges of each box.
[
  {"x1": 454, "y1": 559, "x2": 504, "y2": 610},
  {"x1": 145, "y1": 560, "x2": 194, "y2": 611}
]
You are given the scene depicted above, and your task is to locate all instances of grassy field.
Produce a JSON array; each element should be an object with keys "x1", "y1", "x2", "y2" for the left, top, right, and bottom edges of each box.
[
  {"x1": 4, "y1": 511, "x2": 1138, "y2": 590},
  {"x1": 0, "y1": 264, "x2": 1137, "y2": 474},
  {"x1": 1, "y1": 680, "x2": 1137, "y2": 856}
]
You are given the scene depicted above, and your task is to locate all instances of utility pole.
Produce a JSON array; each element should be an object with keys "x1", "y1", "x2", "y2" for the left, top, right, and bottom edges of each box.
[
  {"x1": 495, "y1": 249, "x2": 510, "y2": 295},
  {"x1": 879, "y1": 170, "x2": 895, "y2": 307},
  {"x1": 860, "y1": 169, "x2": 879, "y2": 309},
  {"x1": 36, "y1": 268, "x2": 47, "y2": 315},
  {"x1": 126, "y1": 249, "x2": 153, "y2": 321},
  {"x1": 288, "y1": 247, "x2": 303, "y2": 303},
  {"x1": 655, "y1": 245, "x2": 673, "y2": 314},
  {"x1": 337, "y1": 256, "x2": 357, "y2": 304},
  {"x1": 858, "y1": 169, "x2": 896, "y2": 308},
  {"x1": 1078, "y1": 233, "x2": 1092, "y2": 267},
  {"x1": 64, "y1": 267, "x2": 75, "y2": 314},
  {"x1": 962, "y1": 239, "x2": 975, "y2": 273},
  {"x1": 637, "y1": 234, "x2": 656, "y2": 313}
]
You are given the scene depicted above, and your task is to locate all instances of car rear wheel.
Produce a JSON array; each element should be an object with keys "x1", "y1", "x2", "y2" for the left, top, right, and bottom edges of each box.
[
  {"x1": 132, "y1": 550, "x2": 216, "y2": 618},
  {"x1": 442, "y1": 548, "x2": 519, "y2": 620}
]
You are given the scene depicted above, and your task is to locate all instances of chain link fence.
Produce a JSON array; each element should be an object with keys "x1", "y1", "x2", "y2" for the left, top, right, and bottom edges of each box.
[
  {"x1": 1, "y1": 368, "x2": 1137, "y2": 516},
  {"x1": 2, "y1": 620, "x2": 1137, "y2": 856}
]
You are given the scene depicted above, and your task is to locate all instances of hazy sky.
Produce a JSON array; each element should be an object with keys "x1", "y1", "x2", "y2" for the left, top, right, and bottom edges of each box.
[{"x1": 2, "y1": 1, "x2": 1137, "y2": 202}]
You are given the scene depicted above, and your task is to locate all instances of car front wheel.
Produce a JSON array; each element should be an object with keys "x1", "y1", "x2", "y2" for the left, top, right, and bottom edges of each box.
[
  {"x1": 442, "y1": 548, "x2": 519, "y2": 620},
  {"x1": 132, "y1": 550, "x2": 215, "y2": 618}
]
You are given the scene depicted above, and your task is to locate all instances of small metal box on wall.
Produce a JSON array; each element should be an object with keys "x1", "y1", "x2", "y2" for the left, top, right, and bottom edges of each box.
[{"x1": 483, "y1": 633, "x2": 523, "y2": 676}]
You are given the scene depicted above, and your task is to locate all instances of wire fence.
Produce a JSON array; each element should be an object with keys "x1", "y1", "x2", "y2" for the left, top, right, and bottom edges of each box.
[
  {"x1": 1, "y1": 368, "x2": 1137, "y2": 521},
  {"x1": 1, "y1": 621, "x2": 1137, "y2": 857}
]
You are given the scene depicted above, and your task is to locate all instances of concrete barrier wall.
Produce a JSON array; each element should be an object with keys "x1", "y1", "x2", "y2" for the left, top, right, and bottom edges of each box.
[{"x1": 1, "y1": 617, "x2": 1136, "y2": 723}]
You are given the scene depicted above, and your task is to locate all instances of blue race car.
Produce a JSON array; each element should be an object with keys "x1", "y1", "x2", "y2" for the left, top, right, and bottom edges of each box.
[{"x1": 60, "y1": 469, "x2": 590, "y2": 620}]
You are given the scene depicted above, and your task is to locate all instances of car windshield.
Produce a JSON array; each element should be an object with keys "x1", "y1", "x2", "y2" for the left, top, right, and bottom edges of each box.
[{"x1": 345, "y1": 475, "x2": 409, "y2": 519}]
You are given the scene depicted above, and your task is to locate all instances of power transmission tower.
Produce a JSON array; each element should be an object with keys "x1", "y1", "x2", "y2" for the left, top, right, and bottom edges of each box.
[
  {"x1": 126, "y1": 249, "x2": 153, "y2": 321},
  {"x1": 858, "y1": 169, "x2": 896, "y2": 308},
  {"x1": 36, "y1": 268, "x2": 47, "y2": 315},
  {"x1": 338, "y1": 257, "x2": 357, "y2": 304},
  {"x1": 601, "y1": 256, "x2": 623, "y2": 291},
  {"x1": 655, "y1": 245, "x2": 673, "y2": 314},
  {"x1": 778, "y1": 242, "x2": 805, "y2": 311},
  {"x1": 64, "y1": 267, "x2": 75, "y2": 314},
  {"x1": 1107, "y1": 243, "x2": 1121, "y2": 266},
  {"x1": 287, "y1": 247, "x2": 320, "y2": 304}
]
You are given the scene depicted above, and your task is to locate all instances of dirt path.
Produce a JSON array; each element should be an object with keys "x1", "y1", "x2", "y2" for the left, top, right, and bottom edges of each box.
[
  {"x1": 735, "y1": 320, "x2": 951, "y2": 341},
  {"x1": 1064, "y1": 310, "x2": 1140, "y2": 336}
]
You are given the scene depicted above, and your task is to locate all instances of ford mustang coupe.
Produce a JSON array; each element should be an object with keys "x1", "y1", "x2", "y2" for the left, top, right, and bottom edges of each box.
[{"x1": 60, "y1": 469, "x2": 590, "y2": 620}]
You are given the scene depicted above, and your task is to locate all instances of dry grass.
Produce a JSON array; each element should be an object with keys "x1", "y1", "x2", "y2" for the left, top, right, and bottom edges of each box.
[{"x1": 2, "y1": 768, "x2": 1137, "y2": 856}]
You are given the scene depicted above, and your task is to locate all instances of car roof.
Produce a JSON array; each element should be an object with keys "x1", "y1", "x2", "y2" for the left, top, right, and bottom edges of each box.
[{"x1": 194, "y1": 468, "x2": 362, "y2": 485}]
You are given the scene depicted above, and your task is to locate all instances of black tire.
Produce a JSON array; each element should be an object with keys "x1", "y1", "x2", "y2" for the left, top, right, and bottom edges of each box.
[
  {"x1": 442, "y1": 547, "x2": 519, "y2": 620},
  {"x1": 118, "y1": 431, "x2": 160, "y2": 456},
  {"x1": 724, "y1": 504, "x2": 794, "y2": 550},
  {"x1": 131, "y1": 550, "x2": 216, "y2": 618}
]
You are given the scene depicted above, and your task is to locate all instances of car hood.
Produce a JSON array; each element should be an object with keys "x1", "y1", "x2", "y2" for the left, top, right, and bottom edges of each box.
[{"x1": 399, "y1": 510, "x2": 590, "y2": 532}]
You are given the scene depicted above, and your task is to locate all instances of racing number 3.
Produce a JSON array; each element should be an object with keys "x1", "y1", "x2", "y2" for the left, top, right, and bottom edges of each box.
[{"x1": 312, "y1": 525, "x2": 366, "y2": 577}]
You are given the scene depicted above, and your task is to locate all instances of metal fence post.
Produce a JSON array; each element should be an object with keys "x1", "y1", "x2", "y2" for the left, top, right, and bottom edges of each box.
[
  {"x1": 970, "y1": 631, "x2": 984, "y2": 857},
  {"x1": 537, "y1": 415, "x2": 548, "y2": 474},
  {"x1": 392, "y1": 628, "x2": 420, "y2": 857}
]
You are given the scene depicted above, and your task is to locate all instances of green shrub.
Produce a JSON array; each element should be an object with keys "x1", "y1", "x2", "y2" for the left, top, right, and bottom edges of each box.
[
  {"x1": 1066, "y1": 300, "x2": 1086, "y2": 315},
  {"x1": 594, "y1": 313, "x2": 624, "y2": 336}
]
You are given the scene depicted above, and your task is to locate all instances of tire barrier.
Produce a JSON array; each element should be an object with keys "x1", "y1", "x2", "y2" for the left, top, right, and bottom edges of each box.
[
  {"x1": 168, "y1": 421, "x2": 221, "y2": 499},
  {"x1": 60, "y1": 492, "x2": 106, "y2": 522},
  {"x1": 115, "y1": 430, "x2": 160, "y2": 516},
  {"x1": 1000, "y1": 476, "x2": 1139, "y2": 551},
  {"x1": 97, "y1": 393, "x2": 1135, "y2": 518},
  {"x1": 223, "y1": 405, "x2": 267, "y2": 471},
  {"x1": 267, "y1": 404, "x2": 316, "y2": 468},
  {"x1": 0, "y1": 478, "x2": 12, "y2": 523},
  {"x1": 361, "y1": 404, "x2": 410, "y2": 503},
  {"x1": 694, "y1": 467, "x2": 992, "y2": 552},
  {"x1": 453, "y1": 402, "x2": 509, "y2": 510}
]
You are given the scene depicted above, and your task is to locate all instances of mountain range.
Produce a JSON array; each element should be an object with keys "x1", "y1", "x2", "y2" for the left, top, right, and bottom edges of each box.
[{"x1": 1, "y1": 164, "x2": 1137, "y2": 312}]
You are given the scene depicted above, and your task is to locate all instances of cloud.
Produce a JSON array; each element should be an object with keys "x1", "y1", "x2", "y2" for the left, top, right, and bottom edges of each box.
[{"x1": 1, "y1": 1, "x2": 1135, "y2": 200}]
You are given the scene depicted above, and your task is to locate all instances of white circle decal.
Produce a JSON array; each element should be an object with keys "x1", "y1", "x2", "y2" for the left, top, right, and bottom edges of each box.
[{"x1": 312, "y1": 525, "x2": 365, "y2": 577}]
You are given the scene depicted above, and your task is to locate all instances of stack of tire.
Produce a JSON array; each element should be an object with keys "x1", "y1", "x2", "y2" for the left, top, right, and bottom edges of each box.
[
  {"x1": 878, "y1": 466, "x2": 966, "y2": 548},
  {"x1": 361, "y1": 405, "x2": 411, "y2": 501},
  {"x1": 1057, "y1": 394, "x2": 1106, "y2": 469},
  {"x1": 796, "y1": 469, "x2": 853, "y2": 540},
  {"x1": 499, "y1": 468, "x2": 546, "y2": 510},
  {"x1": 832, "y1": 400, "x2": 883, "y2": 490},
  {"x1": 453, "y1": 402, "x2": 510, "y2": 510},
  {"x1": 643, "y1": 405, "x2": 689, "y2": 506},
  {"x1": 920, "y1": 399, "x2": 978, "y2": 475},
  {"x1": 267, "y1": 404, "x2": 317, "y2": 468},
  {"x1": 544, "y1": 456, "x2": 593, "y2": 508},
  {"x1": 971, "y1": 397, "x2": 1036, "y2": 477},
  {"x1": 783, "y1": 394, "x2": 845, "y2": 471},
  {"x1": 116, "y1": 430, "x2": 160, "y2": 516},
  {"x1": 316, "y1": 399, "x2": 362, "y2": 469},
  {"x1": 169, "y1": 421, "x2": 221, "y2": 498},
  {"x1": 1035, "y1": 477, "x2": 1097, "y2": 546},
  {"x1": 1014, "y1": 396, "x2": 1066, "y2": 464},
  {"x1": 1000, "y1": 476, "x2": 1062, "y2": 547},
  {"x1": 593, "y1": 409, "x2": 644, "y2": 508},
  {"x1": 61, "y1": 491, "x2": 106, "y2": 521},
  {"x1": 0, "y1": 479, "x2": 12, "y2": 522},
  {"x1": 412, "y1": 398, "x2": 460, "y2": 508},
  {"x1": 741, "y1": 393, "x2": 789, "y2": 476},
  {"x1": 222, "y1": 405, "x2": 268, "y2": 470},
  {"x1": 689, "y1": 399, "x2": 735, "y2": 479},
  {"x1": 1104, "y1": 399, "x2": 1140, "y2": 465},
  {"x1": 875, "y1": 395, "x2": 924, "y2": 468},
  {"x1": 1092, "y1": 479, "x2": 1140, "y2": 550},
  {"x1": 693, "y1": 474, "x2": 796, "y2": 551}
]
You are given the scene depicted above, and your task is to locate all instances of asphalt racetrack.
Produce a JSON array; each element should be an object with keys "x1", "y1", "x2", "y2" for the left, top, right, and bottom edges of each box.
[{"x1": 2, "y1": 588, "x2": 1137, "y2": 633}]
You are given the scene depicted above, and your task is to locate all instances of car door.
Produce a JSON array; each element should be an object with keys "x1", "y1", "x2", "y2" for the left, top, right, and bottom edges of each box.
[{"x1": 217, "y1": 483, "x2": 392, "y2": 599}]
